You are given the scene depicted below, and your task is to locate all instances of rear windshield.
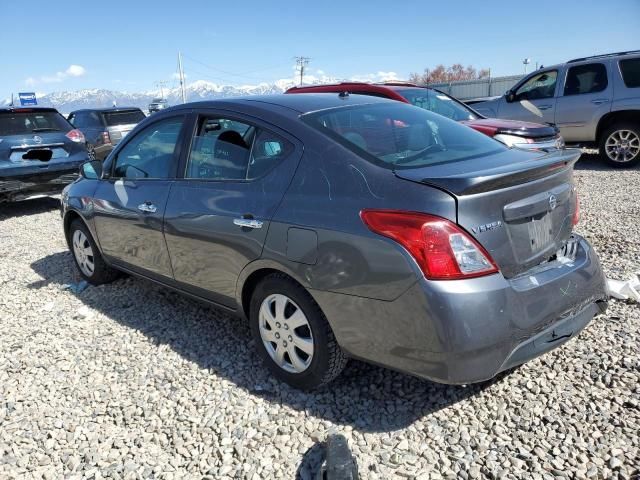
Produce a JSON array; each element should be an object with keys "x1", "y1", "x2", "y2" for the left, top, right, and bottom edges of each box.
[
  {"x1": 0, "y1": 110, "x2": 71, "y2": 136},
  {"x1": 303, "y1": 103, "x2": 504, "y2": 169},
  {"x1": 398, "y1": 89, "x2": 479, "y2": 121},
  {"x1": 103, "y1": 110, "x2": 146, "y2": 126},
  {"x1": 619, "y1": 58, "x2": 640, "y2": 88}
]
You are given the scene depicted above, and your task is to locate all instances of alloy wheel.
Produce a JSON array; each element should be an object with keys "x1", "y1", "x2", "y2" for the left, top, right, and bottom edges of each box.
[
  {"x1": 72, "y1": 230, "x2": 95, "y2": 277},
  {"x1": 605, "y1": 129, "x2": 640, "y2": 163},
  {"x1": 258, "y1": 293, "x2": 314, "y2": 374}
]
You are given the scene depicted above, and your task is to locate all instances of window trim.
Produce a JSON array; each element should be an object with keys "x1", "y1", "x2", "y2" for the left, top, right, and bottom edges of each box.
[
  {"x1": 108, "y1": 114, "x2": 187, "y2": 181},
  {"x1": 180, "y1": 112, "x2": 295, "y2": 183},
  {"x1": 562, "y1": 62, "x2": 609, "y2": 97}
]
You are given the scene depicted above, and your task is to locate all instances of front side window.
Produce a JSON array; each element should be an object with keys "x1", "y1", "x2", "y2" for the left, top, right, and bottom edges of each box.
[
  {"x1": 113, "y1": 117, "x2": 184, "y2": 179},
  {"x1": 185, "y1": 117, "x2": 292, "y2": 180},
  {"x1": 620, "y1": 58, "x2": 640, "y2": 88},
  {"x1": 398, "y1": 89, "x2": 478, "y2": 121},
  {"x1": 303, "y1": 103, "x2": 505, "y2": 170},
  {"x1": 515, "y1": 70, "x2": 558, "y2": 101},
  {"x1": 563, "y1": 63, "x2": 608, "y2": 96}
]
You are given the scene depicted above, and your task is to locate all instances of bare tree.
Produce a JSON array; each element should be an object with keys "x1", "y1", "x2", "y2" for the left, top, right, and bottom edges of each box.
[{"x1": 409, "y1": 64, "x2": 490, "y2": 85}]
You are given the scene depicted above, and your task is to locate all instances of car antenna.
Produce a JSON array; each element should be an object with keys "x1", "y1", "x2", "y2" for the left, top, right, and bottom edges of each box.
[{"x1": 339, "y1": 91, "x2": 349, "y2": 99}]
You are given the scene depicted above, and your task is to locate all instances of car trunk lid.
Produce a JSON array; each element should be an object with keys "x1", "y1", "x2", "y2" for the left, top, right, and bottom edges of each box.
[{"x1": 394, "y1": 148, "x2": 580, "y2": 278}]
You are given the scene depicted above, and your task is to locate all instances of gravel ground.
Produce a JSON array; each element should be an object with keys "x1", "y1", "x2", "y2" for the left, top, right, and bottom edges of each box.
[{"x1": 0, "y1": 154, "x2": 639, "y2": 479}]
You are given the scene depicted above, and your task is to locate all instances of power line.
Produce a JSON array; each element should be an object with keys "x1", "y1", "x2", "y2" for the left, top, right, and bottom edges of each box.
[
  {"x1": 181, "y1": 53, "x2": 289, "y2": 82},
  {"x1": 294, "y1": 56, "x2": 310, "y2": 85}
]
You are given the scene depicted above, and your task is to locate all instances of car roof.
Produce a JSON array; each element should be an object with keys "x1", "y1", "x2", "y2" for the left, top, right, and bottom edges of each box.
[
  {"x1": 69, "y1": 107, "x2": 143, "y2": 113},
  {"x1": 287, "y1": 81, "x2": 432, "y2": 92},
  {"x1": 174, "y1": 93, "x2": 396, "y2": 115},
  {"x1": 0, "y1": 107, "x2": 60, "y2": 113}
]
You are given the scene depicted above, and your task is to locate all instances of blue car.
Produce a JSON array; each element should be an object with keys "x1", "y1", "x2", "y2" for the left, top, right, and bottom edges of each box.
[{"x1": 0, "y1": 107, "x2": 89, "y2": 203}]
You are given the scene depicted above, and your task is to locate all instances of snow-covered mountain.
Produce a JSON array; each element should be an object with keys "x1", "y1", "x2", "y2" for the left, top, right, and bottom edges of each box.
[
  {"x1": 1, "y1": 77, "x2": 336, "y2": 113},
  {"x1": 1, "y1": 69, "x2": 404, "y2": 113}
]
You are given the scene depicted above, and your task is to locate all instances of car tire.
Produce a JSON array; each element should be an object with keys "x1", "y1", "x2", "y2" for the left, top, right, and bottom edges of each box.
[
  {"x1": 69, "y1": 219, "x2": 120, "y2": 285},
  {"x1": 599, "y1": 122, "x2": 640, "y2": 168},
  {"x1": 249, "y1": 274, "x2": 348, "y2": 390}
]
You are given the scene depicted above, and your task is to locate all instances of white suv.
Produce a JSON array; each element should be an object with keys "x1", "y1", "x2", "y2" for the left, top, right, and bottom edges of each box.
[{"x1": 472, "y1": 51, "x2": 640, "y2": 167}]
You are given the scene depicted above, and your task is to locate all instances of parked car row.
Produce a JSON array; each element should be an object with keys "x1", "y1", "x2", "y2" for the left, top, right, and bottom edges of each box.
[
  {"x1": 4, "y1": 53, "x2": 627, "y2": 390},
  {"x1": 468, "y1": 50, "x2": 640, "y2": 167},
  {"x1": 60, "y1": 93, "x2": 608, "y2": 390}
]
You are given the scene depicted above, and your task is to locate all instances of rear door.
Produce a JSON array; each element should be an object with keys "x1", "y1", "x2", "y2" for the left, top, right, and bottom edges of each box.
[
  {"x1": 163, "y1": 111, "x2": 302, "y2": 306},
  {"x1": 92, "y1": 115, "x2": 187, "y2": 278},
  {"x1": 498, "y1": 69, "x2": 560, "y2": 124},
  {"x1": 555, "y1": 61, "x2": 612, "y2": 142}
]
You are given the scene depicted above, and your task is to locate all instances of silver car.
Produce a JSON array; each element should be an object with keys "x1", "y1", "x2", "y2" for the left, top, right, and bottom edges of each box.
[
  {"x1": 472, "y1": 50, "x2": 640, "y2": 167},
  {"x1": 61, "y1": 94, "x2": 608, "y2": 390}
]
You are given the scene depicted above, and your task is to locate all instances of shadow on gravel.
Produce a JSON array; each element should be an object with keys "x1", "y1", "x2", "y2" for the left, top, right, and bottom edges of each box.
[
  {"x1": 574, "y1": 153, "x2": 640, "y2": 171},
  {"x1": 0, "y1": 196, "x2": 61, "y2": 220},
  {"x1": 31, "y1": 251, "x2": 504, "y2": 434}
]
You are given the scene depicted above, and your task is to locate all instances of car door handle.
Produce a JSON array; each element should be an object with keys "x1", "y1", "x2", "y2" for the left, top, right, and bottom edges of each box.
[
  {"x1": 137, "y1": 202, "x2": 157, "y2": 213},
  {"x1": 537, "y1": 105, "x2": 552, "y2": 110},
  {"x1": 591, "y1": 98, "x2": 609, "y2": 105},
  {"x1": 233, "y1": 217, "x2": 263, "y2": 229}
]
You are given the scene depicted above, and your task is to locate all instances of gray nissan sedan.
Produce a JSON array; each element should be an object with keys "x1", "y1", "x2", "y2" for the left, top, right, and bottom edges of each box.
[{"x1": 60, "y1": 94, "x2": 608, "y2": 390}]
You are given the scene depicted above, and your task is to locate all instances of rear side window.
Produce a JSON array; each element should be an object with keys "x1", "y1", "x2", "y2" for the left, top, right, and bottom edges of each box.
[
  {"x1": 619, "y1": 58, "x2": 640, "y2": 88},
  {"x1": 0, "y1": 111, "x2": 71, "y2": 136},
  {"x1": 103, "y1": 110, "x2": 146, "y2": 126},
  {"x1": 185, "y1": 117, "x2": 292, "y2": 181},
  {"x1": 563, "y1": 63, "x2": 608, "y2": 96},
  {"x1": 303, "y1": 103, "x2": 505, "y2": 170}
]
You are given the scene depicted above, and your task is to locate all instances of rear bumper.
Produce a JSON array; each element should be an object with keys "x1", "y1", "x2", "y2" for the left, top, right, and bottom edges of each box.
[
  {"x1": 311, "y1": 234, "x2": 608, "y2": 384},
  {"x1": 0, "y1": 166, "x2": 80, "y2": 202}
]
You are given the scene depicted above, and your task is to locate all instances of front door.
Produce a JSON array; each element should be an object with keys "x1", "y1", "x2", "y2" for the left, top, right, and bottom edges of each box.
[
  {"x1": 498, "y1": 69, "x2": 559, "y2": 124},
  {"x1": 163, "y1": 113, "x2": 302, "y2": 306},
  {"x1": 92, "y1": 115, "x2": 186, "y2": 278}
]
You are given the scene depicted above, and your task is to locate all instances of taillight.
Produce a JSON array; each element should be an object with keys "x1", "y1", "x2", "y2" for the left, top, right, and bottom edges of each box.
[
  {"x1": 360, "y1": 209, "x2": 499, "y2": 280},
  {"x1": 66, "y1": 129, "x2": 85, "y2": 143},
  {"x1": 102, "y1": 131, "x2": 111, "y2": 144},
  {"x1": 572, "y1": 189, "x2": 580, "y2": 226}
]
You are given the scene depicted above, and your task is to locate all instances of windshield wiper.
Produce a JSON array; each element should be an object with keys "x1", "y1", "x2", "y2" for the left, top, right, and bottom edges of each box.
[{"x1": 32, "y1": 127, "x2": 60, "y2": 132}]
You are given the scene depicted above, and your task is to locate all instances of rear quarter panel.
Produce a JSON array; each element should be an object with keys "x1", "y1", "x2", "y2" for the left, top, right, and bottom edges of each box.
[{"x1": 257, "y1": 128, "x2": 457, "y2": 301}]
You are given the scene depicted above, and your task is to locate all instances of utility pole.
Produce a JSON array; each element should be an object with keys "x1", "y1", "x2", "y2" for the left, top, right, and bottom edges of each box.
[
  {"x1": 155, "y1": 81, "x2": 168, "y2": 99},
  {"x1": 178, "y1": 52, "x2": 187, "y2": 104},
  {"x1": 294, "y1": 56, "x2": 310, "y2": 85}
]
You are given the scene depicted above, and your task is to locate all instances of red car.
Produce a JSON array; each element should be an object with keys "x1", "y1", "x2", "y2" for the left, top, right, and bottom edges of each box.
[{"x1": 286, "y1": 82, "x2": 564, "y2": 151}]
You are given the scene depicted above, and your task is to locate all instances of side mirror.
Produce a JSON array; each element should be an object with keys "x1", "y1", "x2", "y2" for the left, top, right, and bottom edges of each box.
[
  {"x1": 80, "y1": 160, "x2": 103, "y2": 180},
  {"x1": 506, "y1": 90, "x2": 516, "y2": 103}
]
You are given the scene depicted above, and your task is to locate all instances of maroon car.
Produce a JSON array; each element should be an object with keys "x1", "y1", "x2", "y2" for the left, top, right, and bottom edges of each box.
[{"x1": 286, "y1": 82, "x2": 564, "y2": 151}]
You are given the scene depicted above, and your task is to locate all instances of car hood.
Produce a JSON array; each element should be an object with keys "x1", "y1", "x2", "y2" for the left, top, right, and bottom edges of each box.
[{"x1": 460, "y1": 118, "x2": 559, "y2": 139}]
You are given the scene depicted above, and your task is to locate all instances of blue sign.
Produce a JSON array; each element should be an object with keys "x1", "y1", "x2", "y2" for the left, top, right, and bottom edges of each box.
[{"x1": 18, "y1": 92, "x2": 37, "y2": 106}]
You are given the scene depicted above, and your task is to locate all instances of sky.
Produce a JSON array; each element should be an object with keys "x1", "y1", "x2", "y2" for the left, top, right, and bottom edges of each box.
[{"x1": 1, "y1": 0, "x2": 638, "y2": 98}]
